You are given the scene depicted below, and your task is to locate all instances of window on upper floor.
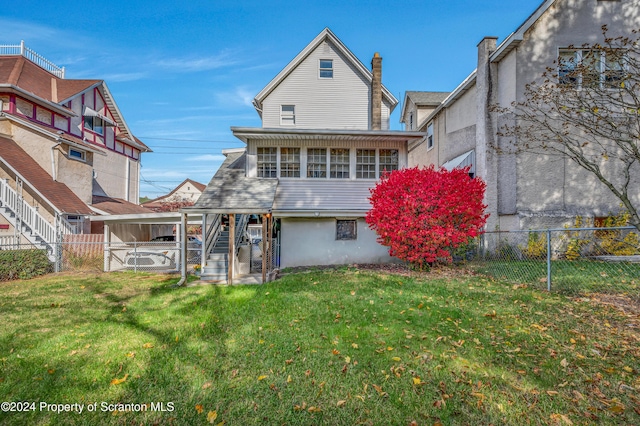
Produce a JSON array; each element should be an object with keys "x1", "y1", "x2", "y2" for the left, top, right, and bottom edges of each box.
[
  {"x1": 559, "y1": 49, "x2": 625, "y2": 89},
  {"x1": 280, "y1": 147, "x2": 301, "y2": 178},
  {"x1": 330, "y1": 148, "x2": 350, "y2": 179},
  {"x1": 319, "y1": 59, "x2": 333, "y2": 78},
  {"x1": 257, "y1": 147, "x2": 277, "y2": 178},
  {"x1": 281, "y1": 105, "x2": 295, "y2": 126},
  {"x1": 84, "y1": 116, "x2": 105, "y2": 135},
  {"x1": 307, "y1": 148, "x2": 327, "y2": 178},
  {"x1": 409, "y1": 112, "x2": 414, "y2": 130},
  {"x1": 427, "y1": 123, "x2": 434, "y2": 150}
]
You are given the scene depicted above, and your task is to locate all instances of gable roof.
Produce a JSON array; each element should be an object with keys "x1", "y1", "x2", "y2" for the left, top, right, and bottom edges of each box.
[
  {"x1": 400, "y1": 91, "x2": 450, "y2": 124},
  {"x1": 0, "y1": 55, "x2": 150, "y2": 153},
  {"x1": 252, "y1": 28, "x2": 398, "y2": 116},
  {"x1": 0, "y1": 136, "x2": 93, "y2": 215},
  {"x1": 142, "y1": 178, "x2": 207, "y2": 205}
]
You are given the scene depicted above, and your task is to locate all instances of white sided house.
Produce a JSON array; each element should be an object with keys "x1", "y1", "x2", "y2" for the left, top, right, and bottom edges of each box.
[
  {"x1": 186, "y1": 28, "x2": 424, "y2": 282},
  {"x1": 407, "y1": 0, "x2": 640, "y2": 231}
]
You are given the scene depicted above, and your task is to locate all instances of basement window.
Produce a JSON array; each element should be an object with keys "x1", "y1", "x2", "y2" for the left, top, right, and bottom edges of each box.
[{"x1": 336, "y1": 219, "x2": 357, "y2": 240}]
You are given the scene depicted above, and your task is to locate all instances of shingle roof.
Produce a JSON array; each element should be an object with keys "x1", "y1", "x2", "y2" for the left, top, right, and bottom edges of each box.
[
  {"x1": 405, "y1": 91, "x2": 450, "y2": 106},
  {"x1": 192, "y1": 151, "x2": 278, "y2": 213},
  {"x1": 0, "y1": 56, "x2": 100, "y2": 103},
  {"x1": 0, "y1": 136, "x2": 93, "y2": 215},
  {"x1": 91, "y1": 196, "x2": 150, "y2": 215}
]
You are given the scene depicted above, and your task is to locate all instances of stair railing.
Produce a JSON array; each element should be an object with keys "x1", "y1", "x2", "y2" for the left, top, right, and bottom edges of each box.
[{"x1": 204, "y1": 213, "x2": 222, "y2": 258}]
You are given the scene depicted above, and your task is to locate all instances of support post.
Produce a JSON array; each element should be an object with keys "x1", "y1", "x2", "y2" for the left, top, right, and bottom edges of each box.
[
  {"x1": 103, "y1": 223, "x2": 110, "y2": 272},
  {"x1": 267, "y1": 214, "x2": 273, "y2": 276},
  {"x1": 228, "y1": 213, "x2": 235, "y2": 285},
  {"x1": 177, "y1": 212, "x2": 188, "y2": 286},
  {"x1": 546, "y1": 229, "x2": 552, "y2": 292},
  {"x1": 262, "y1": 214, "x2": 267, "y2": 284}
]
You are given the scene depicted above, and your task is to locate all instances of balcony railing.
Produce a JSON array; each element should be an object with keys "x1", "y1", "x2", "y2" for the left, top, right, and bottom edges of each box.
[{"x1": 0, "y1": 41, "x2": 65, "y2": 78}]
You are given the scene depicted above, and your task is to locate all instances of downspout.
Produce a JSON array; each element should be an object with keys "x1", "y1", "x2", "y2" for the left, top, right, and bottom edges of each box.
[
  {"x1": 51, "y1": 140, "x2": 62, "y2": 181},
  {"x1": 125, "y1": 158, "x2": 130, "y2": 201},
  {"x1": 175, "y1": 212, "x2": 188, "y2": 287}
]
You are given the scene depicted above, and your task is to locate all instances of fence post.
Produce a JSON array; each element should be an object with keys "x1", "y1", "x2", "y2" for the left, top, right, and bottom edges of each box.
[
  {"x1": 133, "y1": 240, "x2": 137, "y2": 273},
  {"x1": 546, "y1": 229, "x2": 552, "y2": 292}
]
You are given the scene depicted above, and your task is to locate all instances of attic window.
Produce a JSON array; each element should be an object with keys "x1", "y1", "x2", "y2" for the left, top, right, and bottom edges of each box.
[{"x1": 319, "y1": 59, "x2": 333, "y2": 78}]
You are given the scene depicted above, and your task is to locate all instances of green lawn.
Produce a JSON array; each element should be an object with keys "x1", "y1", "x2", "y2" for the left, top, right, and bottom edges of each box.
[{"x1": 0, "y1": 269, "x2": 638, "y2": 425}]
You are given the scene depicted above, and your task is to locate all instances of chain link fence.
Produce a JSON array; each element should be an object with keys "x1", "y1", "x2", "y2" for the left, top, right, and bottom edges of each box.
[{"x1": 467, "y1": 226, "x2": 640, "y2": 300}]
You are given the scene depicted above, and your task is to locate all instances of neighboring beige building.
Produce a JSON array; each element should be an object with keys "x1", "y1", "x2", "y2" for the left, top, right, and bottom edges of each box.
[
  {"x1": 0, "y1": 42, "x2": 150, "y2": 254},
  {"x1": 142, "y1": 178, "x2": 206, "y2": 211},
  {"x1": 407, "y1": 0, "x2": 640, "y2": 231}
]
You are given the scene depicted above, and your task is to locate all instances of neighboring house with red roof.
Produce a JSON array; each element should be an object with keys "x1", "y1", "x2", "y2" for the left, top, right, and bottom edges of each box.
[
  {"x1": 141, "y1": 179, "x2": 206, "y2": 212},
  {"x1": 0, "y1": 42, "x2": 151, "y2": 253}
]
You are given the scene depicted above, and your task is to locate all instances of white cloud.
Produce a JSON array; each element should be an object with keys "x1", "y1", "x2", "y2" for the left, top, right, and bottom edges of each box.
[{"x1": 154, "y1": 49, "x2": 239, "y2": 72}]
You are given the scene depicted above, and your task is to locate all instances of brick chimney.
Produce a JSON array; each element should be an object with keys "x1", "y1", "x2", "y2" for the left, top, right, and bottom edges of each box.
[{"x1": 371, "y1": 52, "x2": 382, "y2": 130}]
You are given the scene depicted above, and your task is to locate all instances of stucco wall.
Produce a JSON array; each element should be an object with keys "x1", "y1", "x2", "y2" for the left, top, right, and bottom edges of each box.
[
  {"x1": 510, "y1": 0, "x2": 640, "y2": 225},
  {"x1": 280, "y1": 217, "x2": 394, "y2": 267},
  {"x1": 93, "y1": 152, "x2": 138, "y2": 202}
]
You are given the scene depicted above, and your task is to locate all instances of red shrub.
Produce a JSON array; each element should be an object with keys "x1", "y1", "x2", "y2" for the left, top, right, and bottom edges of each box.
[{"x1": 366, "y1": 166, "x2": 488, "y2": 266}]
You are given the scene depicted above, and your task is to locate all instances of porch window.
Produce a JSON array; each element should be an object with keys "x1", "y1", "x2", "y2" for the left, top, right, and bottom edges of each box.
[
  {"x1": 280, "y1": 147, "x2": 300, "y2": 178},
  {"x1": 379, "y1": 149, "x2": 399, "y2": 174},
  {"x1": 330, "y1": 148, "x2": 350, "y2": 179},
  {"x1": 336, "y1": 219, "x2": 357, "y2": 240},
  {"x1": 319, "y1": 59, "x2": 333, "y2": 78},
  {"x1": 257, "y1": 147, "x2": 277, "y2": 178},
  {"x1": 281, "y1": 105, "x2": 295, "y2": 126},
  {"x1": 307, "y1": 148, "x2": 327, "y2": 178},
  {"x1": 356, "y1": 149, "x2": 376, "y2": 179}
]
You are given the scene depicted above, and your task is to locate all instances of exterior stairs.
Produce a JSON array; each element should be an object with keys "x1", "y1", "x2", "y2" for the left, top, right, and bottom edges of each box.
[
  {"x1": 200, "y1": 214, "x2": 249, "y2": 282},
  {"x1": 201, "y1": 229, "x2": 231, "y2": 281}
]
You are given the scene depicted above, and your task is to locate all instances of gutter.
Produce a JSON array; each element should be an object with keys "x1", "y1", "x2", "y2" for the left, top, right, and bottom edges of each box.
[{"x1": 50, "y1": 140, "x2": 61, "y2": 181}]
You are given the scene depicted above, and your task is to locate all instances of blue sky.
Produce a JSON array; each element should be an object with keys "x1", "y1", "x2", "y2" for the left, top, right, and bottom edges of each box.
[{"x1": 4, "y1": 0, "x2": 544, "y2": 198}]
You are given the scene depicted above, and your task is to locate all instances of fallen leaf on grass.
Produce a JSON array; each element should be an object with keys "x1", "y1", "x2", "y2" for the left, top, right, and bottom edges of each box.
[
  {"x1": 142, "y1": 343, "x2": 154, "y2": 349},
  {"x1": 413, "y1": 377, "x2": 423, "y2": 385},
  {"x1": 257, "y1": 375, "x2": 267, "y2": 381},
  {"x1": 550, "y1": 413, "x2": 573, "y2": 425},
  {"x1": 125, "y1": 352, "x2": 135, "y2": 358},
  {"x1": 195, "y1": 404, "x2": 204, "y2": 414},
  {"x1": 308, "y1": 406, "x2": 321, "y2": 413},
  {"x1": 337, "y1": 400, "x2": 346, "y2": 407},
  {"x1": 207, "y1": 410, "x2": 217, "y2": 423},
  {"x1": 202, "y1": 382, "x2": 212, "y2": 389},
  {"x1": 110, "y1": 374, "x2": 129, "y2": 385}
]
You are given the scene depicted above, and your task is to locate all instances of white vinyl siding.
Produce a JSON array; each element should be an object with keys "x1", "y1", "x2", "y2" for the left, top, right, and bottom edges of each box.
[{"x1": 260, "y1": 40, "x2": 392, "y2": 130}]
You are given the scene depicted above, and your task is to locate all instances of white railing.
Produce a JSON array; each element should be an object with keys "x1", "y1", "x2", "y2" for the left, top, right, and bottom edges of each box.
[
  {"x1": 0, "y1": 41, "x2": 65, "y2": 78},
  {"x1": 0, "y1": 179, "x2": 75, "y2": 246}
]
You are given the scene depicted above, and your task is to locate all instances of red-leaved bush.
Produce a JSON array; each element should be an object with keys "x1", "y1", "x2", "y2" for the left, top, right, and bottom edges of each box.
[{"x1": 366, "y1": 166, "x2": 488, "y2": 267}]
